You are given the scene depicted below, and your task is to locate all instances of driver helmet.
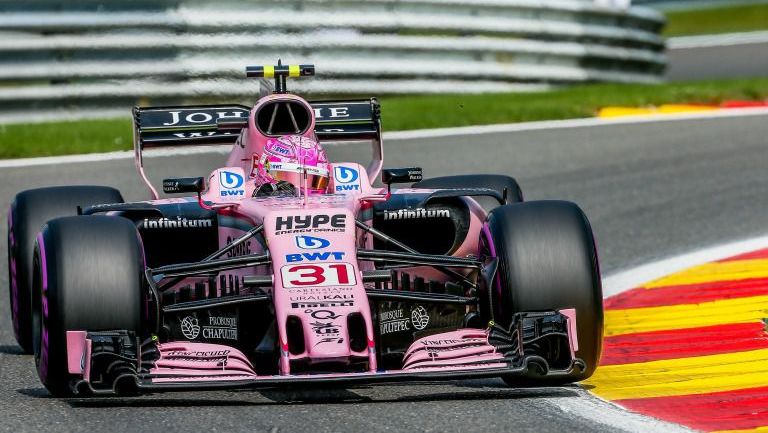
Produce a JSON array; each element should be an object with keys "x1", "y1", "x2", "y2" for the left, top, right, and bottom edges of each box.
[{"x1": 255, "y1": 135, "x2": 331, "y2": 193}]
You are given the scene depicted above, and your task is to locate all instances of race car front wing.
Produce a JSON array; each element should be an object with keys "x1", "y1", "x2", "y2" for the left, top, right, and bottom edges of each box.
[{"x1": 66, "y1": 310, "x2": 583, "y2": 395}]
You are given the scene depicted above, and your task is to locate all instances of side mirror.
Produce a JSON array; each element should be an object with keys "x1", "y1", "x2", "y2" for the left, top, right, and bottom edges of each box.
[
  {"x1": 163, "y1": 177, "x2": 205, "y2": 194},
  {"x1": 381, "y1": 167, "x2": 422, "y2": 185},
  {"x1": 217, "y1": 118, "x2": 248, "y2": 131},
  {"x1": 381, "y1": 167, "x2": 423, "y2": 194}
]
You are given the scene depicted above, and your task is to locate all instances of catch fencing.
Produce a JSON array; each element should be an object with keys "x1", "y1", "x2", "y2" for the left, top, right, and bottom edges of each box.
[{"x1": 0, "y1": 0, "x2": 666, "y2": 116}]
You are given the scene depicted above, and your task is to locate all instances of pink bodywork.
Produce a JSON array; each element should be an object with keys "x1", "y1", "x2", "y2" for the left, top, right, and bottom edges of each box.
[{"x1": 73, "y1": 90, "x2": 579, "y2": 386}]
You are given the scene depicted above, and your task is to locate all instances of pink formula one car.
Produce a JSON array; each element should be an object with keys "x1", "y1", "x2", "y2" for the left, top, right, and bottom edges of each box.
[{"x1": 7, "y1": 64, "x2": 603, "y2": 396}]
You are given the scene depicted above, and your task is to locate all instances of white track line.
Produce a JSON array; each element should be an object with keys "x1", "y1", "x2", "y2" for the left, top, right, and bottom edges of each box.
[
  {"x1": 384, "y1": 106, "x2": 768, "y2": 140},
  {"x1": 2, "y1": 106, "x2": 768, "y2": 169},
  {"x1": 0, "y1": 108, "x2": 128, "y2": 125},
  {"x1": 668, "y1": 30, "x2": 768, "y2": 49},
  {"x1": 547, "y1": 388, "x2": 696, "y2": 433},
  {"x1": 602, "y1": 234, "x2": 768, "y2": 297}
]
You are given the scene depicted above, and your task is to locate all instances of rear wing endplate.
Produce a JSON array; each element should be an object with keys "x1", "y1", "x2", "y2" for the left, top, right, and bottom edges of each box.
[{"x1": 133, "y1": 99, "x2": 383, "y2": 198}]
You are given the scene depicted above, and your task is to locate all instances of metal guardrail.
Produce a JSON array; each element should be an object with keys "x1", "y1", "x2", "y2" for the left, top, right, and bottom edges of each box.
[{"x1": 0, "y1": 0, "x2": 666, "y2": 117}]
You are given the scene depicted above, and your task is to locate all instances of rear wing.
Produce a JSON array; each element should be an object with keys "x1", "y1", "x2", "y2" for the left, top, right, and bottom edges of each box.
[
  {"x1": 133, "y1": 99, "x2": 381, "y2": 147},
  {"x1": 133, "y1": 99, "x2": 383, "y2": 198}
]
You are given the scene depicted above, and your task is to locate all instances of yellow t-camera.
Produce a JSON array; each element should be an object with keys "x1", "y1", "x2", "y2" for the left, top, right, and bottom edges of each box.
[{"x1": 246, "y1": 62, "x2": 315, "y2": 93}]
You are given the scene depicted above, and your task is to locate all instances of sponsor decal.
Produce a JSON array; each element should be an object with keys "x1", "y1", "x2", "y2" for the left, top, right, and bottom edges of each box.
[
  {"x1": 171, "y1": 131, "x2": 234, "y2": 139},
  {"x1": 411, "y1": 306, "x2": 430, "y2": 330},
  {"x1": 290, "y1": 293, "x2": 354, "y2": 302},
  {"x1": 296, "y1": 235, "x2": 331, "y2": 250},
  {"x1": 291, "y1": 301, "x2": 354, "y2": 309},
  {"x1": 165, "y1": 350, "x2": 231, "y2": 365},
  {"x1": 309, "y1": 309, "x2": 344, "y2": 346},
  {"x1": 379, "y1": 309, "x2": 410, "y2": 334},
  {"x1": 141, "y1": 217, "x2": 213, "y2": 229},
  {"x1": 219, "y1": 170, "x2": 245, "y2": 200},
  {"x1": 379, "y1": 305, "x2": 431, "y2": 335},
  {"x1": 382, "y1": 208, "x2": 450, "y2": 221},
  {"x1": 285, "y1": 251, "x2": 345, "y2": 262},
  {"x1": 420, "y1": 338, "x2": 486, "y2": 347},
  {"x1": 315, "y1": 337, "x2": 344, "y2": 345},
  {"x1": 180, "y1": 314, "x2": 238, "y2": 341},
  {"x1": 220, "y1": 170, "x2": 244, "y2": 189},
  {"x1": 311, "y1": 321, "x2": 340, "y2": 335},
  {"x1": 267, "y1": 162, "x2": 328, "y2": 177},
  {"x1": 274, "y1": 214, "x2": 346, "y2": 235},
  {"x1": 162, "y1": 110, "x2": 246, "y2": 127},
  {"x1": 334, "y1": 166, "x2": 360, "y2": 192},
  {"x1": 181, "y1": 316, "x2": 200, "y2": 339},
  {"x1": 267, "y1": 144, "x2": 291, "y2": 156},
  {"x1": 288, "y1": 287, "x2": 355, "y2": 308},
  {"x1": 225, "y1": 235, "x2": 252, "y2": 258},
  {"x1": 418, "y1": 338, "x2": 487, "y2": 353},
  {"x1": 203, "y1": 316, "x2": 238, "y2": 340},
  {"x1": 281, "y1": 263, "x2": 356, "y2": 288},
  {"x1": 290, "y1": 292, "x2": 354, "y2": 309},
  {"x1": 308, "y1": 310, "x2": 342, "y2": 320},
  {"x1": 313, "y1": 106, "x2": 351, "y2": 119},
  {"x1": 166, "y1": 350, "x2": 231, "y2": 358},
  {"x1": 287, "y1": 286, "x2": 353, "y2": 294}
]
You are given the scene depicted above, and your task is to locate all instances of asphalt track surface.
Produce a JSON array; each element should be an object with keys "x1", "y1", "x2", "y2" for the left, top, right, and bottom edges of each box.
[
  {"x1": 1, "y1": 114, "x2": 767, "y2": 432},
  {"x1": 667, "y1": 41, "x2": 768, "y2": 80}
]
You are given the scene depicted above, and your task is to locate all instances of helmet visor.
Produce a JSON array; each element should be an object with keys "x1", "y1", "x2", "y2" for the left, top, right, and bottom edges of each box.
[{"x1": 267, "y1": 162, "x2": 329, "y2": 191}]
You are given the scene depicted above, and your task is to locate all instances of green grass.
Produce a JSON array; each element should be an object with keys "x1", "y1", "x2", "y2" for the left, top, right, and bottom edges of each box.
[
  {"x1": 664, "y1": 3, "x2": 768, "y2": 37},
  {"x1": 380, "y1": 77, "x2": 768, "y2": 131},
  {"x1": 2, "y1": 77, "x2": 768, "y2": 159},
  {"x1": 0, "y1": 118, "x2": 133, "y2": 159}
]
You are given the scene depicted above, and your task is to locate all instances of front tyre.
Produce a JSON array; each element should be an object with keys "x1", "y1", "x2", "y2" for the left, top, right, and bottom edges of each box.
[
  {"x1": 8, "y1": 186, "x2": 123, "y2": 353},
  {"x1": 33, "y1": 216, "x2": 143, "y2": 396},
  {"x1": 481, "y1": 200, "x2": 603, "y2": 383}
]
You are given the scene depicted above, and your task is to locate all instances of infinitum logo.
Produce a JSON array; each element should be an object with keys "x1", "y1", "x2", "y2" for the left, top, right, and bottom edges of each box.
[
  {"x1": 382, "y1": 208, "x2": 450, "y2": 220},
  {"x1": 141, "y1": 217, "x2": 213, "y2": 229}
]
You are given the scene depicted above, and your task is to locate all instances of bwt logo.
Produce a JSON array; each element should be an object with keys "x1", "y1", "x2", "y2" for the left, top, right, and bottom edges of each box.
[
  {"x1": 270, "y1": 145, "x2": 291, "y2": 155},
  {"x1": 220, "y1": 170, "x2": 244, "y2": 189},
  {"x1": 334, "y1": 166, "x2": 360, "y2": 192},
  {"x1": 219, "y1": 170, "x2": 245, "y2": 198},
  {"x1": 275, "y1": 214, "x2": 346, "y2": 231},
  {"x1": 296, "y1": 235, "x2": 331, "y2": 249},
  {"x1": 285, "y1": 252, "x2": 345, "y2": 262}
]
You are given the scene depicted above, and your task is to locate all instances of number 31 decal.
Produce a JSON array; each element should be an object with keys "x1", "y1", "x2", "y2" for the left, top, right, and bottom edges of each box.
[{"x1": 280, "y1": 263, "x2": 357, "y2": 288}]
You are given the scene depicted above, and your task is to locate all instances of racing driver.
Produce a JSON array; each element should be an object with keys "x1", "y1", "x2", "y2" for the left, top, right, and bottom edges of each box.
[{"x1": 251, "y1": 135, "x2": 331, "y2": 197}]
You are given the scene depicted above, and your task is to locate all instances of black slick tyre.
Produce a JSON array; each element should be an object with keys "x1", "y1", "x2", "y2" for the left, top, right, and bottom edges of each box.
[
  {"x1": 7, "y1": 186, "x2": 122, "y2": 353},
  {"x1": 481, "y1": 200, "x2": 603, "y2": 383},
  {"x1": 33, "y1": 216, "x2": 143, "y2": 397}
]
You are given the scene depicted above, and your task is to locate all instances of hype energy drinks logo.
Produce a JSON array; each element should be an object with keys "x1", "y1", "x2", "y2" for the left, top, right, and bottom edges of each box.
[{"x1": 218, "y1": 168, "x2": 245, "y2": 201}]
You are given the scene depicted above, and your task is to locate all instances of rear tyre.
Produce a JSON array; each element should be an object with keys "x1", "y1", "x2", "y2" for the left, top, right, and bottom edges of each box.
[
  {"x1": 7, "y1": 186, "x2": 123, "y2": 353},
  {"x1": 413, "y1": 174, "x2": 523, "y2": 212},
  {"x1": 33, "y1": 216, "x2": 143, "y2": 397},
  {"x1": 481, "y1": 200, "x2": 603, "y2": 384}
]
